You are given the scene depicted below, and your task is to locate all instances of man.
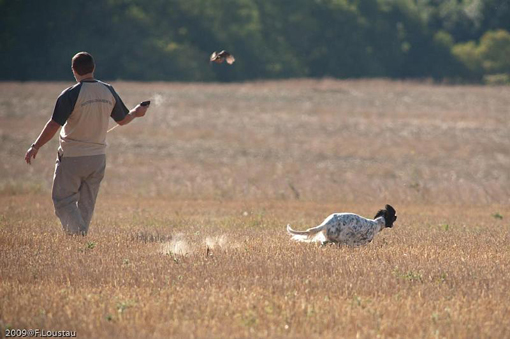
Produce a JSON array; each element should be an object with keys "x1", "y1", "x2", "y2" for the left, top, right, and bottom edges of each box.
[{"x1": 24, "y1": 51, "x2": 149, "y2": 235}]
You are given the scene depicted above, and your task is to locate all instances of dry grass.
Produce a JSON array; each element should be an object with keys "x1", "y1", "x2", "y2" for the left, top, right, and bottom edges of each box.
[{"x1": 1, "y1": 79, "x2": 510, "y2": 338}]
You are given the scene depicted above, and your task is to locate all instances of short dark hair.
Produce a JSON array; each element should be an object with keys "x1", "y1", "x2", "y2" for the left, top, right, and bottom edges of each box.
[{"x1": 72, "y1": 52, "x2": 95, "y2": 75}]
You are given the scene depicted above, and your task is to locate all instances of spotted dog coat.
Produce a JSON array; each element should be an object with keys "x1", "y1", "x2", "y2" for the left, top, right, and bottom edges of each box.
[{"x1": 287, "y1": 205, "x2": 397, "y2": 246}]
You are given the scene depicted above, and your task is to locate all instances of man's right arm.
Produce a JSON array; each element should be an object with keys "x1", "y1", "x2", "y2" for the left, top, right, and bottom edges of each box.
[
  {"x1": 108, "y1": 84, "x2": 149, "y2": 126},
  {"x1": 116, "y1": 104, "x2": 148, "y2": 126}
]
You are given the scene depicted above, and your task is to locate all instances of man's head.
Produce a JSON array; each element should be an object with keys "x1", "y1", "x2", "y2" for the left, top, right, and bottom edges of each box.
[{"x1": 72, "y1": 52, "x2": 95, "y2": 79}]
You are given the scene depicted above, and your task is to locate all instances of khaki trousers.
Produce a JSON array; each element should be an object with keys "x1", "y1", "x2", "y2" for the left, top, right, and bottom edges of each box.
[{"x1": 52, "y1": 154, "x2": 106, "y2": 235}]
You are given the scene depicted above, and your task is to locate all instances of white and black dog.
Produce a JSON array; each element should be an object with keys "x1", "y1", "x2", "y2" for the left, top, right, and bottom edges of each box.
[{"x1": 287, "y1": 204, "x2": 397, "y2": 246}]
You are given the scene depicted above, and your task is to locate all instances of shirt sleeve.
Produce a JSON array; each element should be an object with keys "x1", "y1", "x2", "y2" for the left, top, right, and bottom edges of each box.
[
  {"x1": 51, "y1": 85, "x2": 80, "y2": 126},
  {"x1": 108, "y1": 86, "x2": 129, "y2": 122}
]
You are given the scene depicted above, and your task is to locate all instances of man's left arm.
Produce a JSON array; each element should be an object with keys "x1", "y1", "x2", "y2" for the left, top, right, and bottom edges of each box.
[{"x1": 24, "y1": 119, "x2": 61, "y2": 165}]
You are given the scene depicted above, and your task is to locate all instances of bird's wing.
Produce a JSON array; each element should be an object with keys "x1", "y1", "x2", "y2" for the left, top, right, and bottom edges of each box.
[{"x1": 226, "y1": 54, "x2": 235, "y2": 64}]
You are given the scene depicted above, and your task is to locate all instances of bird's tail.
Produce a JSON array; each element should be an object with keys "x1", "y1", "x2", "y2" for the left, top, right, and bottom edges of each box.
[{"x1": 286, "y1": 224, "x2": 327, "y2": 243}]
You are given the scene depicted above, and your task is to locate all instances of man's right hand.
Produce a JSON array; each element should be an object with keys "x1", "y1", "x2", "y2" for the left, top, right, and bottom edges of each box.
[{"x1": 134, "y1": 104, "x2": 149, "y2": 117}]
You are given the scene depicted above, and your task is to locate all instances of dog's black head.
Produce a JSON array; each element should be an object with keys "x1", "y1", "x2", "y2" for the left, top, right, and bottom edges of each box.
[{"x1": 374, "y1": 204, "x2": 397, "y2": 228}]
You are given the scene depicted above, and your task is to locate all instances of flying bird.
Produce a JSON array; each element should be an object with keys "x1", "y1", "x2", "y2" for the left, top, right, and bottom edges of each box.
[{"x1": 210, "y1": 50, "x2": 235, "y2": 65}]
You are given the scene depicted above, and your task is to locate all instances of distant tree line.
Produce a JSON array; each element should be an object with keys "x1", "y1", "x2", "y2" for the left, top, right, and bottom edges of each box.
[{"x1": 1, "y1": 0, "x2": 509, "y2": 83}]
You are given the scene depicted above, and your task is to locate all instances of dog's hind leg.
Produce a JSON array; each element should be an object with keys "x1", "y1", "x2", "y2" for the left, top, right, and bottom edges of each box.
[{"x1": 319, "y1": 238, "x2": 337, "y2": 247}]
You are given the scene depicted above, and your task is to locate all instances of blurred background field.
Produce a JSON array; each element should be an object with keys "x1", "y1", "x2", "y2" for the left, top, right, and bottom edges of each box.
[{"x1": 1, "y1": 80, "x2": 509, "y2": 204}]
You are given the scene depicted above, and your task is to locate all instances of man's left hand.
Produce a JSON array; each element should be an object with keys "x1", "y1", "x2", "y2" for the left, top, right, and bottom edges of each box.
[{"x1": 25, "y1": 146, "x2": 38, "y2": 165}]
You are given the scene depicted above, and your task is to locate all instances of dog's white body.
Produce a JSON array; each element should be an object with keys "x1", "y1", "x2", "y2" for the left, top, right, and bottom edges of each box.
[{"x1": 287, "y1": 213, "x2": 388, "y2": 246}]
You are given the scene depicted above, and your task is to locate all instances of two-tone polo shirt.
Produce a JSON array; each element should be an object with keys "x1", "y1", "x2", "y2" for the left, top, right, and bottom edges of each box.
[{"x1": 51, "y1": 80, "x2": 129, "y2": 157}]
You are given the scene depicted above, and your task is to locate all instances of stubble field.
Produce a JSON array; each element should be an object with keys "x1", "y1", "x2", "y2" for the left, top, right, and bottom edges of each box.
[{"x1": 0, "y1": 79, "x2": 509, "y2": 338}]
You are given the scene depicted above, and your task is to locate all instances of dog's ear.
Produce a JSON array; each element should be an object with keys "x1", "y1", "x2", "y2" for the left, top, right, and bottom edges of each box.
[
  {"x1": 374, "y1": 209, "x2": 385, "y2": 219},
  {"x1": 385, "y1": 204, "x2": 396, "y2": 215},
  {"x1": 384, "y1": 204, "x2": 397, "y2": 228}
]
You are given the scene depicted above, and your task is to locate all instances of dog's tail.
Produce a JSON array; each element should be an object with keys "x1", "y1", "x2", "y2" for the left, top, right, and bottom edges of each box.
[{"x1": 286, "y1": 224, "x2": 327, "y2": 243}]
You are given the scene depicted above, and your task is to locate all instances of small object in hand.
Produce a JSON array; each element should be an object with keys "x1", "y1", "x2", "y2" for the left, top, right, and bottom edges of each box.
[
  {"x1": 210, "y1": 51, "x2": 235, "y2": 65},
  {"x1": 140, "y1": 100, "x2": 151, "y2": 107}
]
